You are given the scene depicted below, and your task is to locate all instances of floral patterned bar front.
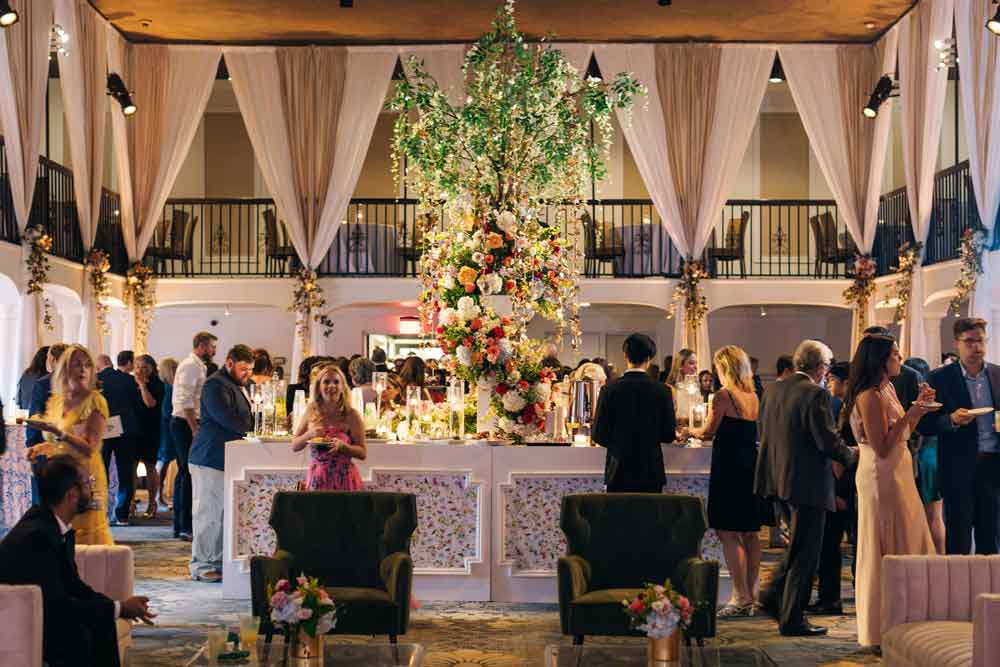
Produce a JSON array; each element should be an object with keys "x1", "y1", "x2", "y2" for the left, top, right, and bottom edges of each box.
[{"x1": 223, "y1": 440, "x2": 717, "y2": 603}]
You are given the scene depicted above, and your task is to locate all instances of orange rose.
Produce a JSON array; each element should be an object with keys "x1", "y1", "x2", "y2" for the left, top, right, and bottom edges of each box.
[
  {"x1": 458, "y1": 266, "x2": 478, "y2": 287},
  {"x1": 485, "y1": 232, "x2": 504, "y2": 250}
]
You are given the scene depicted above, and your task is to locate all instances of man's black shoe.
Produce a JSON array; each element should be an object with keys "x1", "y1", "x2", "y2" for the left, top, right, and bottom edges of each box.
[
  {"x1": 806, "y1": 601, "x2": 844, "y2": 615},
  {"x1": 779, "y1": 622, "x2": 828, "y2": 637}
]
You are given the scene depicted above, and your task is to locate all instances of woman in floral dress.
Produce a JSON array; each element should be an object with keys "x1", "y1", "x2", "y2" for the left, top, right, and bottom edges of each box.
[{"x1": 291, "y1": 363, "x2": 366, "y2": 490}]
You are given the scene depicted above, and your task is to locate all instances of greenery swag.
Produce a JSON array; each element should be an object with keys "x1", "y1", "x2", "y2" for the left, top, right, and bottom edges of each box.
[
  {"x1": 124, "y1": 262, "x2": 155, "y2": 350},
  {"x1": 950, "y1": 228, "x2": 985, "y2": 316},
  {"x1": 890, "y1": 241, "x2": 922, "y2": 325},
  {"x1": 289, "y1": 268, "x2": 335, "y2": 346},
  {"x1": 22, "y1": 225, "x2": 54, "y2": 331},
  {"x1": 84, "y1": 248, "x2": 112, "y2": 336}
]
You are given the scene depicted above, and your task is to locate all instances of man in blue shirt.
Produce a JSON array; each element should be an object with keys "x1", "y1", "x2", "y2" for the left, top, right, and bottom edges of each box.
[
  {"x1": 919, "y1": 318, "x2": 1000, "y2": 554},
  {"x1": 188, "y1": 345, "x2": 253, "y2": 582}
]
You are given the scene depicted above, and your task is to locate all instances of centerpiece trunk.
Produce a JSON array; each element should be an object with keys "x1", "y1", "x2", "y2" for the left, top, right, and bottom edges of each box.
[{"x1": 647, "y1": 630, "x2": 681, "y2": 664}]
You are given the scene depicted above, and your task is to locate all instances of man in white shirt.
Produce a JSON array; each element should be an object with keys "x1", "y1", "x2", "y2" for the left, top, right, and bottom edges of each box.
[{"x1": 169, "y1": 331, "x2": 217, "y2": 542}]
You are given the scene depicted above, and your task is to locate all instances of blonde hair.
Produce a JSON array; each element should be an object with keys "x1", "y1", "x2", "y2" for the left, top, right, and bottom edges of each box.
[
  {"x1": 713, "y1": 345, "x2": 754, "y2": 394},
  {"x1": 52, "y1": 345, "x2": 97, "y2": 395},
  {"x1": 159, "y1": 357, "x2": 179, "y2": 385},
  {"x1": 306, "y1": 363, "x2": 351, "y2": 419},
  {"x1": 666, "y1": 348, "x2": 696, "y2": 386}
]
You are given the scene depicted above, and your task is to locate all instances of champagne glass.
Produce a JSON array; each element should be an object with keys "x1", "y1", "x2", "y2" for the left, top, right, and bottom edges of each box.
[
  {"x1": 238, "y1": 615, "x2": 259, "y2": 653},
  {"x1": 373, "y1": 371, "x2": 387, "y2": 419}
]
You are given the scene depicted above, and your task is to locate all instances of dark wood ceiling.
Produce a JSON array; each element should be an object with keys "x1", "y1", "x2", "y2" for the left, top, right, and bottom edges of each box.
[{"x1": 91, "y1": 0, "x2": 917, "y2": 45}]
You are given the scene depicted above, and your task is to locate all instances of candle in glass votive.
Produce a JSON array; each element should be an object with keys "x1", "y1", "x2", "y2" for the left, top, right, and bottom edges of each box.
[{"x1": 573, "y1": 434, "x2": 589, "y2": 447}]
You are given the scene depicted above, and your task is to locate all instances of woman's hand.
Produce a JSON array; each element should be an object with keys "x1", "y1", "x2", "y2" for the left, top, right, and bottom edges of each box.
[
  {"x1": 304, "y1": 424, "x2": 325, "y2": 442},
  {"x1": 27, "y1": 441, "x2": 60, "y2": 461},
  {"x1": 916, "y1": 382, "x2": 936, "y2": 405}
]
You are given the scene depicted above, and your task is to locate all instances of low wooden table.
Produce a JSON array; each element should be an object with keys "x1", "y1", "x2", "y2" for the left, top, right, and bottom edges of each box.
[
  {"x1": 544, "y1": 644, "x2": 776, "y2": 666},
  {"x1": 186, "y1": 640, "x2": 424, "y2": 666}
]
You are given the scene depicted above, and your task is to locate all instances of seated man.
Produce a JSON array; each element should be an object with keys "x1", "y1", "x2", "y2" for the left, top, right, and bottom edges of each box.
[{"x1": 0, "y1": 455, "x2": 155, "y2": 667}]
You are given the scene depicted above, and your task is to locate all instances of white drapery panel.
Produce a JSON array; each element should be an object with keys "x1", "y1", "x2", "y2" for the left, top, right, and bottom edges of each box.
[
  {"x1": 778, "y1": 32, "x2": 899, "y2": 255},
  {"x1": 957, "y1": 0, "x2": 1000, "y2": 359},
  {"x1": 899, "y1": 0, "x2": 955, "y2": 359},
  {"x1": 56, "y1": 0, "x2": 109, "y2": 349},
  {"x1": 400, "y1": 45, "x2": 468, "y2": 105},
  {"x1": 552, "y1": 43, "x2": 595, "y2": 78},
  {"x1": 0, "y1": 0, "x2": 52, "y2": 381},
  {"x1": 106, "y1": 36, "x2": 220, "y2": 261}
]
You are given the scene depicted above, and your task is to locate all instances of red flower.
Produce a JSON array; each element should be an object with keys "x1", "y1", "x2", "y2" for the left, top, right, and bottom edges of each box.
[
  {"x1": 464, "y1": 283, "x2": 475, "y2": 293},
  {"x1": 464, "y1": 337, "x2": 474, "y2": 347},
  {"x1": 629, "y1": 599, "x2": 646, "y2": 614},
  {"x1": 485, "y1": 254, "x2": 494, "y2": 264},
  {"x1": 492, "y1": 326, "x2": 504, "y2": 338},
  {"x1": 522, "y1": 404, "x2": 536, "y2": 420},
  {"x1": 470, "y1": 318, "x2": 482, "y2": 331},
  {"x1": 501, "y1": 317, "x2": 511, "y2": 325},
  {"x1": 436, "y1": 325, "x2": 444, "y2": 334},
  {"x1": 504, "y1": 280, "x2": 516, "y2": 291},
  {"x1": 495, "y1": 384, "x2": 509, "y2": 396},
  {"x1": 547, "y1": 270, "x2": 557, "y2": 280},
  {"x1": 503, "y1": 257, "x2": 513, "y2": 267},
  {"x1": 517, "y1": 380, "x2": 529, "y2": 391}
]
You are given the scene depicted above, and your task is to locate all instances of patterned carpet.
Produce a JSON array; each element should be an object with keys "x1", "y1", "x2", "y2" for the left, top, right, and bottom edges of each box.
[{"x1": 114, "y1": 522, "x2": 882, "y2": 667}]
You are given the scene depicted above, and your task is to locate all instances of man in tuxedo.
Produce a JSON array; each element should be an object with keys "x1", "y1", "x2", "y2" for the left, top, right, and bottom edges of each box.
[
  {"x1": 592, "y1": 333, "x2": 676, "y2": 492},
  {"x1": 755, "y1": 340, "x2": 856, "y2": 637},
  {"x1": 918, "y1": 317, "x2": 1000, "y2": 554},
  {"x1": 0, "y1": 455, "x2": 155, "y2": 667},
  {"x1": 99, "y1": 350, "x2": 143, "y2": 526}
]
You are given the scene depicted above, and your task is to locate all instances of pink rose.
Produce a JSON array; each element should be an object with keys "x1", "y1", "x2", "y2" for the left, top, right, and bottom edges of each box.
[
  {"x1": 275, "y1": 580, "x2": 290, "y2": 593},
  {"x1": 298, "y1": 608, "x2": 313, "y2": 620},
  {"x1": 270, "y1": 591, "x2": 289, "y2": 609}
]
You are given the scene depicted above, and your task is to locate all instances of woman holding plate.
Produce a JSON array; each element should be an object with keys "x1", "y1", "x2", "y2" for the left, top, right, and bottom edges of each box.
[{"x1": 291, "y1": 363, "x2": 366, "y2": 490}]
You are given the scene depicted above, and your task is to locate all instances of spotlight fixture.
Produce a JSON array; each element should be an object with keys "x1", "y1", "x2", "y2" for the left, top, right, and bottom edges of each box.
[
  {"x1": 769, "y1": 55, "x2": 784, "y2": 84},
  {"x1": 989, "y1": 2, "x2": 1000, "y2": 35},
  {"x1": 107, "y1": 73, "x2": 137, "y2": 116},
  {"x1": 340, "y1": 0, "x2": 353, "y2": 6},
  {"x1": 0, "y1": 1, "x2": 17, "y2": 28},
  {"x1": 862, "y1": 75, "x2": 897, "y2": 118},
  {"x1": 658, "y1": 0, "x2": 672, "y2": 5}
]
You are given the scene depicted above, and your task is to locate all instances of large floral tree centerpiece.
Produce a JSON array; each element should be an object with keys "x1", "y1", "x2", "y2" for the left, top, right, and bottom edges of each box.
[{"x1": 389, "y1": 0, "x2": 641, "y2": 440}]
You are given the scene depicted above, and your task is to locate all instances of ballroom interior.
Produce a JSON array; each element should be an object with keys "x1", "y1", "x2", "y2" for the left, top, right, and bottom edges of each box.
[{"x1": 1, "y1": 0, "x2": 999, "y2": 665}]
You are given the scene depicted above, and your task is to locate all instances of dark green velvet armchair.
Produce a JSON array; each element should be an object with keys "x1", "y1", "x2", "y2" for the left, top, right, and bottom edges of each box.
[
  {"x1": 251, "y1": 491, "x2": 418, "y2": 643},
  {"x1": 557, "y1": 493, "x2": 719, "y2": 645}
]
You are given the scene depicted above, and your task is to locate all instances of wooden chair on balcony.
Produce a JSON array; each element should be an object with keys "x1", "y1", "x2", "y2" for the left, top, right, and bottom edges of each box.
[
  {"x1": 262, "y1": 209, "x2": 297, "y2": 276},
  {"x1": 810, "y1": 212, "x2": 855, "y2": 278},
  {"x1": 581, "y1": 210, "x2": 624, "y2": 276},
  {"x1": 397, "y1": 213, "x2": 430, "y2": 275},
  {"x1": 706, "y1": 210, "x2": 749, "y2": 278},
  {"x1": 145, "y1": 210, "x2": 198, "y2": 276}
]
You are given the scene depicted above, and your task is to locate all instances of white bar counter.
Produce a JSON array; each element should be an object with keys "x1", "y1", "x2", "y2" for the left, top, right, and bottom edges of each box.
[{"x1": 223, "y1": 439, "x2": 716, "y2": 602}]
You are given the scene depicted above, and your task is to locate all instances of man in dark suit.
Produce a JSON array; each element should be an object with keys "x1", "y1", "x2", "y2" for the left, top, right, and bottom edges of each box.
[
  {"x1": 755, "y1": 339, "x2": 856, "y2": 637},
  {"x1": 0, "y1": 455, "x2": 154, "y2": 667},
  {"x1": 592, "y1": 333, "x2": 676, "y2": 492},
  {"x1": 98, "y1": 350, "x2": 142, "y2": 526},
  {"x1": 918, "y1": 317, "x2": 1000, "y2": 555},
  {"x1": 189, "y1": 344, "x2": 254, "y2": 582}
]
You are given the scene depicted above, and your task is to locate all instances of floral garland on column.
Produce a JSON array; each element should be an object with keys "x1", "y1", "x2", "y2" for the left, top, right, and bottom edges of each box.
[
  {"x1": 84, "y1": 248, "x2": 112, "y2": 336},
  {"x1": 289, "y1": 268, "x2": 335, "y2": 353},
  {"x1": 843, "y1": 253, "x2": 877, "y2": 341},
  {"x1": 123, "y1": 262, "x2": 156, "y2": 352},
  {"x1": 22, "y1": 225, "x2": 54, "y2": 331},
  {"x1": 890, "y1": 242, "x2": 923, "y2": 325},
  {"x1": 950, "y1": 228, "x2": 986, "y2": 316},
  {"x1": 668, "y1": 260, "x2": 709, "y2": 349},
  {"x1": 389, "y1": 0, "x2": 641, "y2": 440}
]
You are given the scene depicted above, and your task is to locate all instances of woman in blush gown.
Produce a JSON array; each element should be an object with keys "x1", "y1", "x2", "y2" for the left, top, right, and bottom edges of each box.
[
  {"x1": 290, "y1": 362, "x2": 366, "y2": 491},
  {"x1": 840, "y1": 334, "x2": 937, "y2": 648}
]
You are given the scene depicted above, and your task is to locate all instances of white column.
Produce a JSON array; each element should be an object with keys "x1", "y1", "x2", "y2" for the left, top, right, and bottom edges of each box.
[
  {"x1": 923, "y1": 314, "x2": 943, "y2": 369},
  {"x1": 61, "y1": 311, "x2": 83, "y2": 346},
  {"x1": 0, "y1": 304, "x2": 22, "y2": 408}
]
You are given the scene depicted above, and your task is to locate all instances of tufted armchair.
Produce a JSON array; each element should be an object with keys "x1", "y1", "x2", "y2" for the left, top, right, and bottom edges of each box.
[
  {"x1": 882, "y1": 555, "x2": 1000, "y2": 667},
  {"x1": 0, "y1": 585, "x2": 42, "y2": 666},
  {"x1": 557, "y1": 493, "x2": 719, "y2": 645},
  {"x1": 75, "y1": 545, "x2": 135, "y2": 662},
  {"x1": 251, "y1": 491, "x2": 418, "y2": 643}
]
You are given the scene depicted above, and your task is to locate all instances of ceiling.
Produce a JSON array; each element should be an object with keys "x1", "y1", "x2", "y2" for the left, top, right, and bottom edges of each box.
[{"x1": 91, "y1": 0, "x2": 917, "y2": 46}]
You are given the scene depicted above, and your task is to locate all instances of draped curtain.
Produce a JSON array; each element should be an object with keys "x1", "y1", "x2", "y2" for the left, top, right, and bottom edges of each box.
[
  {"x1": 56, "y1": 0, "x2": 109, "y2": 349},
  {"x1": 778, "y1": 30, "x2": 899, "y2": 350},
  {"x1": 0, "y1": 0, "x2": 53, "y2": 386},
  {"x1": 898, "y1": 0, "x2": 955, "y2": 359},
  {"x1": 594, "y1": 43, "x2": 774, "y2": 365},
  {"x1": 106, "y1": 35, "x2": 221, "y2": 261},
  {"x1": 400, "y1": 45, "x2": 468, "y2": 105},
  {"x1": 957, "y1": 0, "x2": 1000, "y2": 361},
  {"x1": 225, "y1": 46, "x2": 396, "y2": 371}
]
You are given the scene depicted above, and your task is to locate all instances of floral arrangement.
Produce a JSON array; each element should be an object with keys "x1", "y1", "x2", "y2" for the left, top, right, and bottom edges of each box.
[
  {"x1": 950, "y1": 227, "x2": 986, "y2": 316},
  {"x1": 390, "y1": 0, "x2": 642, "y2": 378},
  {"x1": 668, "y1": 260, "x2": 709, "y2": 329},
  {"x1": 434, "y1": 296, "x2": 517, "y2": 384},
  {"x1": 889, "y1": 242, "x2": 922, "y2": 325},
  {"x1": 490, "y1": 345, "x2": 557, "y2": 442},
  {"x1": 267, "y1": 575, "x2": 337, "y2": 639},
  {"x1": 289, "y1": 268, "x2": 335, "y2": 347},
  {"x1": 22, "y1": 225, "x2": 54, "y2": 331},
  {"x1": 842, "y1": 253, "x2": 877, "y2": 307},
  {"x1": 84, "y1": 248, "x2": 112, "y2": 336},
  {"x1": 124, "y1": 262, "x2": 156, "y2": 351},
  {"x1": 622, "y1": 580, "x2": 693, "y2": 639}
]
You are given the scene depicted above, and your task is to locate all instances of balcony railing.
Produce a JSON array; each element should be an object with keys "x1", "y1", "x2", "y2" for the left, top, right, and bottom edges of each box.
[{"x1": 0, "y1": 135, "x2": 980, "y2": 281}]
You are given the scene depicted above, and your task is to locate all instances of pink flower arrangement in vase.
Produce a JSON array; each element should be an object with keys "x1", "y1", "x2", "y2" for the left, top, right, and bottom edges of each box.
[
  {"x1": 267, "y1": 574, "x2": 337, "y2": 659},
  {"x1": 622, "y1": 580, "x2": 693, "y2": 662}
]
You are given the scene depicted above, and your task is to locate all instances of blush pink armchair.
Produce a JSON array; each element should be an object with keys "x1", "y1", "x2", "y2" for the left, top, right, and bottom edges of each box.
[
  {"x1": 881, "y1": 555, "x2": 1000, "y2": 667},
  {"x1": 75, "y1": 545, "x2": 135, "y2": 662}
]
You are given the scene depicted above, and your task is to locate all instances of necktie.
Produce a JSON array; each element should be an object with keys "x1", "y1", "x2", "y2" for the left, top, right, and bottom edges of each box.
[{"x1": 64, "y1": 528, "x2": 76, "y2": 562}]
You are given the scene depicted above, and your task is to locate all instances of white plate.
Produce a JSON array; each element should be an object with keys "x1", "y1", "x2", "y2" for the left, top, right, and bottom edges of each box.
[
  {"x1": 915, "y1": 401, "x2": 943, "y2": 410},
  {"x1": 967, "y1": 407, "x2": 995, "y2": 416}
]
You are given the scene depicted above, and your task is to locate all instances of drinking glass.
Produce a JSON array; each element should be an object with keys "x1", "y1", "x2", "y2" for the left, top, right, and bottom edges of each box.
[
  {"x1": 238, "y1": 615, "x2": 259, "y2": 650},
  {"x1": 372, "y1": 372, "x2": 388, "y2": 418},
  {"x1": 206, "y1": 627, "x2": 228, "y2": 661}
]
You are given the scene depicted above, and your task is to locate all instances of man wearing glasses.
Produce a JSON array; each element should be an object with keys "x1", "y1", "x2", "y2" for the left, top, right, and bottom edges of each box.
[{"x1": 919, "y1": 317, "x2": 1000, "y2": 554}]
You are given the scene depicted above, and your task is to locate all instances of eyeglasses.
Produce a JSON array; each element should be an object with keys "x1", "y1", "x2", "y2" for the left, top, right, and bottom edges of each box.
[{"x1": 958, "y1": 337, "x2": 988, "y2": 346}]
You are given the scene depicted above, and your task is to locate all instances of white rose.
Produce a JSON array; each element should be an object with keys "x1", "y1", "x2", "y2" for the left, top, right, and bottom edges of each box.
[
  {"x1": 508, "y1": 370, "x2": 521, "y2": 382},
  {"x1": 472, "y1": 251, "x2": 485, "y2": 265},
  {"x1": 477, "y1": 272, "x2": 498, "y2": 295},
  {"x1": 456, "y1": 345, "x2": 472, "y2": 366},
  {"x1": 497, "y1": 210, "x2": 517, "y2": 234},
  {"x1": 438, "y1": 307, "x2": 458, "y2": 327},
  {"x1": 498, "y1": 417, "x2": 515, "y2": 433},
  {"x1": 535, "y1": 383, "x2": 551, "y2": 403},
  {"x1": 498, "y1": 339, "x2": 514, "y2": 361},
  {"x1": 651, "y1": 600, "x2": 665, "y2": 612},
  {"x1": 442, "y1": 275, "x2": 456, "y2": 290},
  {"x1": 502, "y1": 391, "x2": 527, "y2": 412},
  {"x1": 487, "y1": 273, "x2": 502, "y2": 294},
  {"x1": 456, "y1": 296, "x2": 481, "y2": 321}
]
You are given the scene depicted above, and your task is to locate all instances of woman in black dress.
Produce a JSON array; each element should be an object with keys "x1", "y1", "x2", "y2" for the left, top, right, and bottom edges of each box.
[
  {"x1": 134, "y1": 354, "x2": 165, "y2": 519},
  {"x1": 687, "y1": 345, "x2": 763, "y2": 617}
]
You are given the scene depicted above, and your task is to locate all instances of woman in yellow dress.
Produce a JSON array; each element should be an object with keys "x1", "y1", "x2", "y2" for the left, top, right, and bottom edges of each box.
[{"x1": 28, "y1": 344, "x2": 112, "y2": 545}]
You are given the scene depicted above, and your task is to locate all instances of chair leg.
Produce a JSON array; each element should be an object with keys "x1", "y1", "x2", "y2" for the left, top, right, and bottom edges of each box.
[
  {"x1": 572, "y1": 635, "x2": 584, "y2": 646},
  {"x1": 389, "y1": 634, "x2": 398, "y2": 645},
  {"x1": 696, "y1": 638, "x2": 704, "y2": 647},
  {"x1": 264, "y1": 630, "x2": 273, "y2": 644},
  {"x1": 685, "y1": 635, "x2": 692, "y2": 647}
]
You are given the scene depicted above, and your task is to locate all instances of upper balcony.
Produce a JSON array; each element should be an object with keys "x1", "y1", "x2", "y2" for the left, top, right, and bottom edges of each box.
[{"x1": 0, "y1": 136, "x2": 980, "y2": 283}]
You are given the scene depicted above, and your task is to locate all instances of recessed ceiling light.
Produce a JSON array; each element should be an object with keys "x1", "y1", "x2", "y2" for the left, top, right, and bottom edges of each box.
[{"x1": 864, "y1": 21, "x2": 877, "y2": 30}]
